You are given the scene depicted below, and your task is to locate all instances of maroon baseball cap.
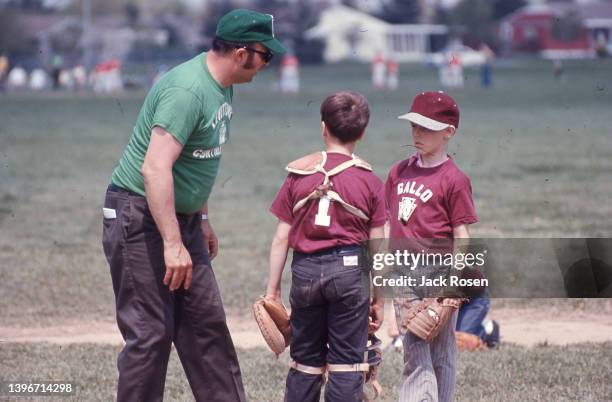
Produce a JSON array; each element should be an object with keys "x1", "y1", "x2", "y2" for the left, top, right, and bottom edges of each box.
[{"x1": 398, "y1": 91, "x2": 459, "y2": 131}]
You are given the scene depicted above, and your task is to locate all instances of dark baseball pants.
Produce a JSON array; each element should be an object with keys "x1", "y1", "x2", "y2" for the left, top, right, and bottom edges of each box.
[
  {"x1": 102, "y1": 185, "x2": 246, "y2": 402},
  {"x1": 284, "y1": 246, "x2": 370, "y2": 402}
]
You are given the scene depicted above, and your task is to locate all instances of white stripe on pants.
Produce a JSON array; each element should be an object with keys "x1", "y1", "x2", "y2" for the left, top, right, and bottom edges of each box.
[{"x1": 396, "y1": 307, "x2": 458, "y2": 402}]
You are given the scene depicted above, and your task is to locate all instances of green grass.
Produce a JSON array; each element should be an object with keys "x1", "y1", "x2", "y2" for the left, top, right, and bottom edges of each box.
[
  {"x1": 1, "y1": 342, "x2": 611, "y2": 401},
  {"x1": 1, "y1": 59, "x2": 612, "y2": 325}
]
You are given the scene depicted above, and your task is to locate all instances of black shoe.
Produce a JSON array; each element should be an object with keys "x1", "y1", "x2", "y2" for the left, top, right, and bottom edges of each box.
[{"x1": 483, "y1": 320, "x2": 500, "y2": 348}]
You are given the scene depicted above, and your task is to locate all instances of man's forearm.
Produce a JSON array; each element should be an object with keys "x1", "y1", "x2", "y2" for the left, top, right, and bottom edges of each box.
[{"x1": 143, "y1": 167, "x2": 181, "y2": 245}]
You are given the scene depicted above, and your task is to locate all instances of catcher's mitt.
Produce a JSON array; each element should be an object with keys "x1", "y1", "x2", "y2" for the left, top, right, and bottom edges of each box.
[
  {"x1": 252, "y1": 295, "x2": 291, "y2": 356},
  {"x1": 399, "y1": 297, "x2": 463, "y2": 343}
]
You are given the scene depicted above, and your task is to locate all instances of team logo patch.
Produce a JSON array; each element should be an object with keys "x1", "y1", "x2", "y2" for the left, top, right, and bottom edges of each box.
[
  {"x1": 398, "y1": 197, "x2": 417, "y2": 223},
  {"x1": 219, "y1": 121, "x2": 227, "y2": 145},
  {"x1": 193, "y1": 146, "x2": 222, "y2": 159}
]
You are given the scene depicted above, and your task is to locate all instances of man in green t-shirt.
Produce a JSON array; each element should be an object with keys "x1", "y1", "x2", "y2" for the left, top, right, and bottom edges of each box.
[{"x1": 102, "y1": 9, "x2": 285, "y2": 401}]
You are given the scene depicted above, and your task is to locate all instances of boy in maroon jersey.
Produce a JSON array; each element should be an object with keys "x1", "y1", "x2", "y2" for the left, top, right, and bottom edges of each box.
[
  {"x1": 265, "y1": 91, "x2": 386, "y2": 402},
  {"x1": 385, "y1": 91, "x2": 478, "y2": 402}
]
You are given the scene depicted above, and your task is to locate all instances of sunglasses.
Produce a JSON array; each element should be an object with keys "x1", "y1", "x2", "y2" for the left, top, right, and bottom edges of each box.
[{"x1": 242, "y1": 47, "x2": 274, "y2": 63}]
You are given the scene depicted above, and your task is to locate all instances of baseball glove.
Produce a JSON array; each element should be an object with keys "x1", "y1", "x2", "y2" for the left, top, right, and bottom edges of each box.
[
  {"x1": 399, "y1": 297, "x2": 463, "y2": 343},
  {"x1": 252, "y1": 295, "x2": 291, "y2": 356}
]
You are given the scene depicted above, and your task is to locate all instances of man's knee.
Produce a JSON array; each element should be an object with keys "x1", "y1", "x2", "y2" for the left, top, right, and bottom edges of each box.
[{"x1": 123, "y1": 322, "x2": 173, "y2": 357}]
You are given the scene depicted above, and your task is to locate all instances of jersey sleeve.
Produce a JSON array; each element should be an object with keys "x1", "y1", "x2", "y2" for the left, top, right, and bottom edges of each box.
[
  {"x1": 384, "y1": 163, "x2": 398, "y2": 221},
  {"x1": 269, "y1": 175, "x2": 295, "y2": 225},
  {"x1": 448, "y1": 175, "x2": 478, "y2": 227},
  {"x1": 370, "y1": 178, "x2": 387, "y2": 228},
  {"x1": 152, "y1": 87, "x2": 201, "y2": 145}
]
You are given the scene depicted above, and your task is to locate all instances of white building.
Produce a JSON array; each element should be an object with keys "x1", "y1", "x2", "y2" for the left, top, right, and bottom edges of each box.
[{"x1": 305, "y1": 4, "x2": 448, "y2": 63}]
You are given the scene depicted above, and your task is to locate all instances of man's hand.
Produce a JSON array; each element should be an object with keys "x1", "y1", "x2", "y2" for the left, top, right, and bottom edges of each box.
[
  {"x1": 201, "y1": 219, "x2": 218, "y2": 260},
  {"x1": 163, "y1": 241, "x2": 193, "y2": 291},
  {"x1": 368, "y1": 298, "x2": 385, "y2": 334}
]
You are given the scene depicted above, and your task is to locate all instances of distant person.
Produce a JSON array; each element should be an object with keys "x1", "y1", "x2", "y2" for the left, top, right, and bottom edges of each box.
[
  {"x1": 7, "y1": 65, "x2": 27, "y2": 91},
  {"x1": 0, "y1": 53, "x2": 9, "y2": 91},
  {"x1": 595, "y1": 33, "x2": 608, "y2": 58},
  {"x1": 279, "y1": 53, "x2": 300, "y2": 94},
  {"x1": 101, "y1": 9, "x2": 285, "y2": 402},
  {"x1": 456, "y1": 295, "x2": 500, "y2": 350},
  {"x1": 59, "y1": 69, "x2": 74, "y2": 90},
  {"x1": 29, "y1": 68, "x2": 48, "y2": 91},
  {"x1": 105, "y1": 59, "x2": 123, "y2": 92},
  {"x1": 439, "y1": 53, "x2": 463, "y2": 89},
  {"x1": 386, "y1": 56, "x2": 399, "y2": 91},
  {"x1": 51, "y1": 54, "x2": 63, "y2": 90},
  {"x1": 372, "y1": 51, "x2": 386, "y2": 90},
  {"x1": 479, "y1": 43, "x2": 494, "y2": 88},
  {"x1": 72, "y1": 64, "x2": 87, "y2": 91}
]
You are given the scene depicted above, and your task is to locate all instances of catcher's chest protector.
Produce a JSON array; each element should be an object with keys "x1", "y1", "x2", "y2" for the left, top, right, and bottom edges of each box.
[{"x1": 286, "y1": 151, "x2": 372, "y2": 225}]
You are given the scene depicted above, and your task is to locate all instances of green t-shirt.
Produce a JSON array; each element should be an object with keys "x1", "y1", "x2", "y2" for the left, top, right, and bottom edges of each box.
[{"x1": 111, "y1": 53, "x2": 233, "y2": 214}]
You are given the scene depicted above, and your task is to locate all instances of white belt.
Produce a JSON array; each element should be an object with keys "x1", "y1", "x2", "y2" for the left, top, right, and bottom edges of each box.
[
  {"x1": 289, "y1": 361, "x2": 325, "y2": 375},
  {"x1": 290, "y1": 360, "x2": 369, "y2": 375},
  {"x1": 327, "y1": 363, "x2": 369, "y2": 372}
]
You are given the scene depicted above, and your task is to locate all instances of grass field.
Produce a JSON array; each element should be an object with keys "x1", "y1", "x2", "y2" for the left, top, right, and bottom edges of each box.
[
  {"x1": 1, "y1": 58, "x2": 612, "y2": 400},
  {"x1": 2, "y1": 342, "x2": 611, "y2": 401},
  {"x1": 1, "y1": 59, "x2": 611, "y2": 324}
]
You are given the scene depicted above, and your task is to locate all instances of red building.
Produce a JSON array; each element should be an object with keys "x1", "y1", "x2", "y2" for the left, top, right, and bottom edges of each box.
[{"x1": 500, "y1": 2, "x2": 612, "y2": 58}]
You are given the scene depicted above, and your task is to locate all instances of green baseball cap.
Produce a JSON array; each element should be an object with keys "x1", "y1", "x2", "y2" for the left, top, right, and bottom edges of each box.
[{"x1": 216, "y1": 9, "x2": 286, "y2": 54}]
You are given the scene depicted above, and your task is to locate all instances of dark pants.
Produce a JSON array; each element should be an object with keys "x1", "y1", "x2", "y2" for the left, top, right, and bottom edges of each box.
[
  {"x1": 480, "y1": 64, "x2": 492, "y2": 88},
  {"x1": 285, "y1": 246, "x2": 370, "y2": 402},
  {"x1": 102, "y1": 186, "x2": 245, "y2": 402}
]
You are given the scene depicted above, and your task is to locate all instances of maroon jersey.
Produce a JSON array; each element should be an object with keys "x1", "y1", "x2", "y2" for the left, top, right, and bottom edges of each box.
[
  {"x1": 271, "y1": 152, "x2": 386, "y2": 253},
  {"x1": 385, "y1": 155, "x2": 478, "y2": 240}
]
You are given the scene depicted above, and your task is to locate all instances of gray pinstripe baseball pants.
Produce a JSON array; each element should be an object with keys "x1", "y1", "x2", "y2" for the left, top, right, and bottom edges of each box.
[{"x1": 395, "y1": 301, "x2": 458, "y2": 402}]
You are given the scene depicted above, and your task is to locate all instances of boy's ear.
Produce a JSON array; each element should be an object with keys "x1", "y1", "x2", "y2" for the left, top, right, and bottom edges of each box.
[{"x1": 445, "y1": 126, "x2": 456, "y2": 140}]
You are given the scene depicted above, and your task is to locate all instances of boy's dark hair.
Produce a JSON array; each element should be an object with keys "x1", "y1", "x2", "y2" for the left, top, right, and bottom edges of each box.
[{"x1": 320, "y1": 91, "x2": 370, "y2": 144}]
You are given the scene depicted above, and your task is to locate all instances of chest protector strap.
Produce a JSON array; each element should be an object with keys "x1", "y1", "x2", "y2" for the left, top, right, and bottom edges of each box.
[{"x1": 285, "y1": 151, "x2": 372, "y2": 221}]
